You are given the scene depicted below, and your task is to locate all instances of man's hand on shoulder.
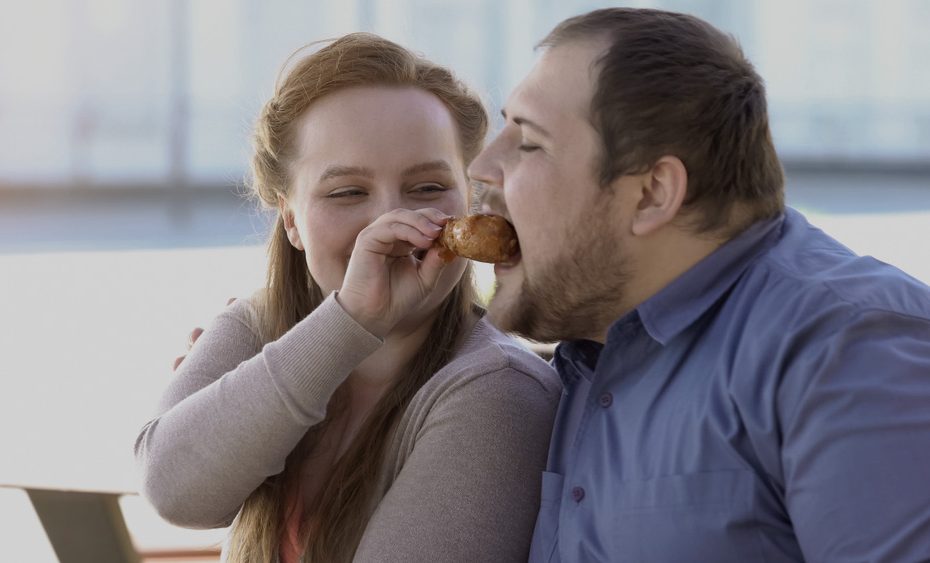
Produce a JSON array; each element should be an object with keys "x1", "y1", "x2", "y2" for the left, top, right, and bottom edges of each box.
[{"x1": 171, "y1": 298, "x2": 238, "y2": 371}]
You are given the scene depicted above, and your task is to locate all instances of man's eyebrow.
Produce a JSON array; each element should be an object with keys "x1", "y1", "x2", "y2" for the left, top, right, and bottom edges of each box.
[
  {"x1": 501, "y1": 109, "x2": 552, "y2": 138},
  {"x1": 401, "y1": 160, "x2": 453, "y2": 177},
  {"x1": 319, "y1": 165, "x2": 374, "y2": 182}
]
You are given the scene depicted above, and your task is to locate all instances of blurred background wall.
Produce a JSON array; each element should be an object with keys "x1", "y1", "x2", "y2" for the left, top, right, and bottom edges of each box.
[
  {"x1": 3, "y1": 0, "x2": 930, "y2": 190},
  {"x1": 2, "y1": 0, "x2": 929, "y2": 252}
]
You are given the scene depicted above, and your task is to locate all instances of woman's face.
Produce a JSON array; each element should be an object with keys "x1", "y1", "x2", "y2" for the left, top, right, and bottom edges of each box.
[{"x1": 281, "y1": 86, "x2": 470, "y2": 310}]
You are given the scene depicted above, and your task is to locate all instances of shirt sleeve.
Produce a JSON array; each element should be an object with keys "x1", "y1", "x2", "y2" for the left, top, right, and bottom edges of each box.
[
  {"x1": 779, "y1": 308, "x2": 930, "y2": 562},
  {"x1": 133, "y1": 293, "x2": 382, "y2": 529},
  {"x1": 352, "y1": 366, "x2": 560, "y2": 563}
]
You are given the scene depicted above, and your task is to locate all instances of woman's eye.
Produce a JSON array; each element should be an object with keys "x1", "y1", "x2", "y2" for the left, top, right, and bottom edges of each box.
[
  {"x1": 412, "y1": 183, "x2": 448, "y2": 194},
  {"x1": 327, "y1": 188, "x2": 365, "y2": 198},
  {"x1": 518, "y1": 143, "x2": 541, "y2": 153}
]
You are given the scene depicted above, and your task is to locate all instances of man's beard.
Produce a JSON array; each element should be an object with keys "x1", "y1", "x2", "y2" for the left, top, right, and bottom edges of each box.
[{"x1": 488, "y1": 215, "x2": 630, "y2": 343}]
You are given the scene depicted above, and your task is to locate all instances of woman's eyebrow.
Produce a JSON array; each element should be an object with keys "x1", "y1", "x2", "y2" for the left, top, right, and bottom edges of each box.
[
  {"x1": 319, "y1": 165, "x2": 375, "y2": 182},
  {"x1": 401, "y1": 160, "x2": 453, "y2": 177}
]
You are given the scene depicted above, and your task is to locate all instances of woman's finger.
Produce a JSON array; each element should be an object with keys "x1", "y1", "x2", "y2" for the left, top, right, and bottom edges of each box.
[
  {"x1": 378, "y1": 208, "x2": 445, "y2": 238},
  {"x1": 358, "y1": 220, "x2": 438, "y2": 257},
  {"x1": 414, "y1": 207, "x2": 451, "y2": 227},
  {"x1": 384, "y1": 221, "x2": 438, "y2": 250},
  {"x1": 416, "y1": 244, "x2": 452, "y2": 289}
]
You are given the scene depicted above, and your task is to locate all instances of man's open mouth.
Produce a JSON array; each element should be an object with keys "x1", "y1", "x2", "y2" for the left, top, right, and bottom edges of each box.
[{"x1": 496, "y1": 250, "x2": 522, "y2": 269}]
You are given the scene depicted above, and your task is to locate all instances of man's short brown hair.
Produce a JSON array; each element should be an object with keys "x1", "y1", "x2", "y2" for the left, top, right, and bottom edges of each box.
[{"x1": 541, "y1": 8, "x2": 785, "y2": 235}]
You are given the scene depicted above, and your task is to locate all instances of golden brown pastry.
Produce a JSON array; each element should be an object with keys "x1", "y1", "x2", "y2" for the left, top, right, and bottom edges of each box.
[{"x1": 435, "y1": 214, "x2": 520, "y2": 264}]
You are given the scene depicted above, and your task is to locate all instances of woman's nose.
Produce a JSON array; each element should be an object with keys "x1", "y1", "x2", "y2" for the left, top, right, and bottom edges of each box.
[{"x1": 372, "y1": 192, "x2": 405, "y2": 220}]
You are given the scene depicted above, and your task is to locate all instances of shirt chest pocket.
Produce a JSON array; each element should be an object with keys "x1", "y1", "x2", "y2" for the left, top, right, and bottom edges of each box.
[{"x1": 612, "y1": 469, "x2": 763, "y2": 562}]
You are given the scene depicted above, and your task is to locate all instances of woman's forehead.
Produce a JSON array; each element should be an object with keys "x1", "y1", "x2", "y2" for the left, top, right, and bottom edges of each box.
[
  {"x1": 291, "y1": 89, "x2": 465, "y2": 178},
  {"x1": 299, "y1": 86, "x2": 459, "y2": 137}
]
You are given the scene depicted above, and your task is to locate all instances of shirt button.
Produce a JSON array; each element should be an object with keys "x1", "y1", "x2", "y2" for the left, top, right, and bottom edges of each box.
[
  {"x1": 598, "y1": 392, "x2": 613, "y2": 408},
  {"x1": 571, "y1": 486, "x2": 585, "y2": 503}
]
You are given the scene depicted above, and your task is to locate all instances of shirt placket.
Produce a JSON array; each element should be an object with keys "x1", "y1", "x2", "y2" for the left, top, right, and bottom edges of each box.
[
  {"x1": 558, "y1": 322, "x2": 645, "y2": 561},
  {"x1": 558, "y1": 342, "x2": 615, "y2": 561}
]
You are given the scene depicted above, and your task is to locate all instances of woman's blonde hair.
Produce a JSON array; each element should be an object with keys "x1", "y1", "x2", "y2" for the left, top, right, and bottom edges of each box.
[{"x1": 225, "y1": 33, "x2": 488, "y2": 562}]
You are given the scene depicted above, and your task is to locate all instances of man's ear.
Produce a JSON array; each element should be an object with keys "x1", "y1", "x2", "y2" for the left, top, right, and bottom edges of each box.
[
  {"x1": 631, "y1": 155, "x2": 688, "y2": 236},
  {"x1": 277, "y1": 195, "x2": 305, "y2": 251}
]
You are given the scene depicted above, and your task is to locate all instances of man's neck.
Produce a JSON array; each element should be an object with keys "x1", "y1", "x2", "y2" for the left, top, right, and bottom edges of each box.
[{"x1": 621, "y1": 226, "x2": 729, "y2": 325}]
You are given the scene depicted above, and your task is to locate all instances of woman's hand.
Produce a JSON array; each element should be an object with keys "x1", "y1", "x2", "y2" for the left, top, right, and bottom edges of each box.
[{"x1": 337, "y1": 208, "x2": 453, "y2": 338}]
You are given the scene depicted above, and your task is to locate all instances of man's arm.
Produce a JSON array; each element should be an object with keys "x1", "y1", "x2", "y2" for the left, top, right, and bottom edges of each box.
[{"x1": 780, "y1": 308, "x2": 930, "y2": 561}]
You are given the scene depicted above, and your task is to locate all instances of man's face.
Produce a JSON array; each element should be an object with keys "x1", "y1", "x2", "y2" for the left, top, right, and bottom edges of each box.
[{"x1": 468, "y1": 40, "x2": 635, "y2": 342}]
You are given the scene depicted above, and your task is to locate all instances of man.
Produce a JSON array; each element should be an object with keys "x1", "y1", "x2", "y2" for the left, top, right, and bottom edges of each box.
[{"x1": 468, "y1": 7, "x2": 930, "y2": 562}]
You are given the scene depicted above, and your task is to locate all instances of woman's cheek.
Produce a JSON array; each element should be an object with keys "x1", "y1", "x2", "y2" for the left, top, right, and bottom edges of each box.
[
  {"x1": 440, "y1": 192, "x2": 468, "y2": 217},
  {"x1": 308, "y1": 257, "x2": 345, "y2": 295}
]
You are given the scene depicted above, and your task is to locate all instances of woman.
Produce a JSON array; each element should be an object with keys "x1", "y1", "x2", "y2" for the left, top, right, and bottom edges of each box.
[{"x1": 134, "y1": 33, "x2": 560, "y2": 562}]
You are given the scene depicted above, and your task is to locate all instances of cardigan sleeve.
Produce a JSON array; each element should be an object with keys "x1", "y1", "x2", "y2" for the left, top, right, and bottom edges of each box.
[
  {"x1": 133, "y1": 293, "x2": 382, "y2": 529},
  {"x1": 353, "y1": 362, "x2": 560, "y2": 562}
]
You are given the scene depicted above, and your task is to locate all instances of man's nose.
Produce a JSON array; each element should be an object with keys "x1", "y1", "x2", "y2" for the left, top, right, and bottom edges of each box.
[
  {"x1": 467, "y1": 138, "x2": 503, "y2": 189},
  {"x1": 467, "y1": 137, "x2": 507, "y2": 214}
]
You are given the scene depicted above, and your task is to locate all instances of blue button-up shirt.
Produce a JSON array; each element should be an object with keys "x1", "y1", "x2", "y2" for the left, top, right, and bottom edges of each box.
[{"x1": 529, "y1": 208, "x2": 930, "y2": 562}]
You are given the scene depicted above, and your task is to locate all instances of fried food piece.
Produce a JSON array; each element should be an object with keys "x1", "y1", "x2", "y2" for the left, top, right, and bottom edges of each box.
[{"x1": 435, "y1": 214, "x2": 519, "y2": 264}]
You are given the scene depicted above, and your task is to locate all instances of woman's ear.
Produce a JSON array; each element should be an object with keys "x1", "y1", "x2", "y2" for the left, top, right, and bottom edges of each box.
[
  {"x1": 631, "y1": 155, "x2": 688, "y2": 237},
  {"x1": 278, "y1": 195, "x2": 305, "y2": 251}
]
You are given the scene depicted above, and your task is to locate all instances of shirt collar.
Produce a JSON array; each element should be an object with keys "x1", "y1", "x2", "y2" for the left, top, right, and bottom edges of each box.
[
  {"x1": 553, "y1": 339, "x2": 602, "y2": 387},
  {"x1": 632, "y1": 212, "x2": 786, "y2": 346}
]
